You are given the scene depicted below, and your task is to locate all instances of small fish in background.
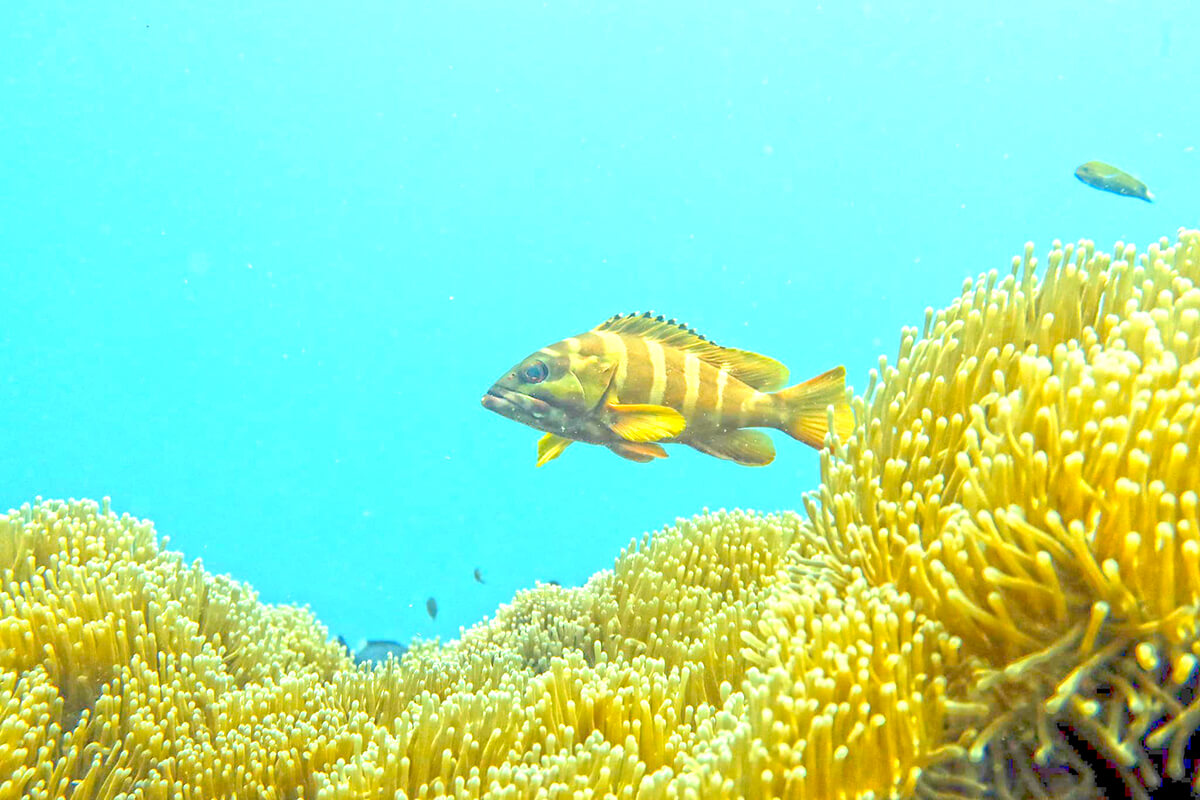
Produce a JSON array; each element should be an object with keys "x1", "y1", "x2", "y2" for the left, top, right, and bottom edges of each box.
[
  {"x1": 1074, "y1": 161, "x2": 1155, "y2": 202},
  {"x1": 335, "y1": 636, "x2": 409, "y2": 666},
  {"x1": 425, "y1": 596, "x2": 438, "y2": 619},
  {"x1": 481, "y1": 312, "x2": 854, "y2": 467},
  {"x1": 353, "y1": 639, "x2": 408, "y2": 665},
  {"x1": 546, "y1": 579, "x2": 561, "y2": 586},
  {"x1": 473, "y1": 567, "x2": 485, "y2": 583}
]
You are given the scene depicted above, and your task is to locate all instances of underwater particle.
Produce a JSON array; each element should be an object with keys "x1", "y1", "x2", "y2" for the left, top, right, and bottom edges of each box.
[
  {"x1": 481, "y1": 311, "x2": 854, "y2": 467},
  {"x1": 425, "y1": 596, "x2": 438, "y2": 619},
  {"x1": 1074, "y1": 160, "x2": 1155, "y2": 202},
  {"x1": 353, "y1": 639, "x2": 408, "y2": 665},
  {"x1": 473, "y1": 567, "x2": 484, "y2": 583}
]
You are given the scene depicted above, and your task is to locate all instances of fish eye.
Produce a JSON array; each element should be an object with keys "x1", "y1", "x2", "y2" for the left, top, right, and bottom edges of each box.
[{"x1": 522, "y1": 361, "x2": 549, "y2": 383}]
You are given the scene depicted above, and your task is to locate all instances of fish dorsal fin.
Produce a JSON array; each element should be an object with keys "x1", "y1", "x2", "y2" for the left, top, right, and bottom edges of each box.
[{"x1": 596, "y1": 311, "x2": 789, "y2": 391}]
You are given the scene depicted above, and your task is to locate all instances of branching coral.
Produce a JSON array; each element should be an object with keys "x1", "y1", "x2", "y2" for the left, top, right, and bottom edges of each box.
[{"x1": 2, "y1": 229, "x2": 1198, "y2": 799}]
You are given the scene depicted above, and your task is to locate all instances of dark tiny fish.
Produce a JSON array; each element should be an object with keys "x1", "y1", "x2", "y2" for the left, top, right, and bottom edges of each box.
[
  {"x1": 1075, "y1": 161, "x2": 1154, "y2": 202},
  {"x1": 547, "y1": 579, "x2": 561, "y2": 586},
  {"x1": 353, "y1": 639, "x2": 408, "y2": 665},
  {"x1": 482, "y1": 312, "x2": 853, "y2": 467},
  {"x1": 425, "y1": 596, "x2": 438, "y2": 619},
  {"x1": 473, "y1": 567, "x2": 485, "y2": 583},
  {"x1": 335, "y1": 635, "x2": 353, "y2": 658}
]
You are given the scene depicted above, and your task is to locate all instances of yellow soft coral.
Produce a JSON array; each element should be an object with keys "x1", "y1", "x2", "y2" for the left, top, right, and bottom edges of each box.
[
  {"x1": 810, "y1": 230, "x2": 1200, "y2": 798},
  {"x1": 0, "y1": 499, "x2": 806, "y2": 798},
  {"x1": 3, "y1": 230, "x2": 1199, "y2": 799},
  {"x1": 0, "y1": 498, "x2": 351, "y2": 798}
]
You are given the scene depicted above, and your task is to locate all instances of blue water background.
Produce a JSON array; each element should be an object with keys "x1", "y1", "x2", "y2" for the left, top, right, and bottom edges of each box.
[{"x1": 2, "y1": 1, "x2": 1196, "y2": 646}]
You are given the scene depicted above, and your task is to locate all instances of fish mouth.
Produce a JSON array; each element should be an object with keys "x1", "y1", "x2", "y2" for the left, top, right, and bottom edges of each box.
[{"x1": 481, "y1": 386, "x2": 554, "y2": 422}]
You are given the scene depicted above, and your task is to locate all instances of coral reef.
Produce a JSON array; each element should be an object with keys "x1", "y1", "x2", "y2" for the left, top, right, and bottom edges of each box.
[
  {"x1": 819, "y1": 231, "x2": 1200, "y2": 798},
  {"x1": 2, "y1": 229, "x2": 1198, "y2": 798}
]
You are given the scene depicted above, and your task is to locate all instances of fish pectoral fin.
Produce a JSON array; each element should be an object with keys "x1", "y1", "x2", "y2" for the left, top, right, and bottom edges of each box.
[
  {"x1": 688, "y1": 429, "x2": 776, "y2": 466},
  {"x1": 605, "y1": 403, "x2": 686, "y2": 442},
  {"x1": 536, "y1": 433, "x2": 574, "y2": 467},
  {"x1": 608, "y1": 442, "x2": 668, "y2": 463}
]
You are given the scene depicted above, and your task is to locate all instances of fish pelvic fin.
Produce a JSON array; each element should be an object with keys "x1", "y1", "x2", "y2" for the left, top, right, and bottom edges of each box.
[
  {"x1": 609, "y1": 441, "x2": 668, "y2": 463},
  {"x1": 605, "y1": 402, "x2": 686, "y2": 442},
  {"x1": 688, "y1": 429, "x2": 775, "y2": 466},
  {"x1": 774, "y1": 366, "x2": 854, "y2": 449},
  {"x1": 537, "y1": 433, "x2": 573, "y2": 466}
]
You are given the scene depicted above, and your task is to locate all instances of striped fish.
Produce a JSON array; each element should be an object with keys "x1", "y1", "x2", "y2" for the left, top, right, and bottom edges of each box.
[{"x1": 481, "y1": 312, "x2": 854, "y2": 466}]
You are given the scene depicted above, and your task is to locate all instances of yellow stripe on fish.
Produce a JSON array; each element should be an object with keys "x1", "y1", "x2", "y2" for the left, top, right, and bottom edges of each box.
[
  {"x1": 682, "y1": 353, "x2": 702, "y2": 418},
  {"x1": 481, "y1": 311, "x2": 855, "y2": 467}
]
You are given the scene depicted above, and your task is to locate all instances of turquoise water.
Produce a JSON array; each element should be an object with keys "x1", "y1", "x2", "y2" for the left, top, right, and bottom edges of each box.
[{"x1": 2, "y1": 1, "x2": 1194, "y2": 648}]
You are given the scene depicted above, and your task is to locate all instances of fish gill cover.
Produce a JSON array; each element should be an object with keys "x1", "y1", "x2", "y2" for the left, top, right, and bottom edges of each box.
[{"x1": 2, "y1": 229, "x2": 1199, "y2": 798}]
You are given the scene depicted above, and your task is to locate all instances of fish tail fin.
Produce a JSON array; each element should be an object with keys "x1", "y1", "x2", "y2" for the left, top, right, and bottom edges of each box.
[{"x1": 773, "y1": 366, "x2": 854, "y2": 449}]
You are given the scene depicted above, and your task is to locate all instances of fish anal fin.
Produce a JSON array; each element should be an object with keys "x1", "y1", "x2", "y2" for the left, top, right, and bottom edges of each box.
[
  {"x1": 537, "y1": 433, "x2": 573, "y2": 467},
  {"x1": 609, "y1": 441, "x2": 668, "y2": 463},
  {"x1": 688, "y1": 429, "x2": 776, "y2": 466},
  {"x1": 594, "y1": 312, "x2": 788, "y2": 390},
  {"x1": 606, "y1": 402, "x2": 686, "y2": 442}
]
